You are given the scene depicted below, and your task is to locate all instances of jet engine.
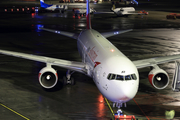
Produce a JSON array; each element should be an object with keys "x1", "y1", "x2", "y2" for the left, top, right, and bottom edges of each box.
[
  {"x1": 148, "y1": 67, "x2": 169, "y2": 89},
  {"x1": 38, "y1": 67, "x2": 58, "y2": 89}
]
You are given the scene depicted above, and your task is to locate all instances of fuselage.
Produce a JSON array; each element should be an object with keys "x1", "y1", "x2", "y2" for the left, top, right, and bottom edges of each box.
[
  {"x1": 113, "y1": 7, "x2": 135, "y2": 16},
  {"x1": 74, "y1": 8, "x2": 96, "y2": 14},
  {"x1": 40, "y1": 0, "x2": 68, "y2": 11},
  {"x1": 45, "y1": 5, "x2": 68, "y2": 11},
  {"x1": 77, "y1": 29, "x2": 139, "y2": 103}
]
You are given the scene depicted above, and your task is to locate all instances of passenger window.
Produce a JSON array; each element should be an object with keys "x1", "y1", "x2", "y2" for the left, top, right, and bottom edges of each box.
[
  {"x1": 131, "y1": 74, "x2": 137, "y2": 80},
  {"x1": 125, "y1": 75, "x2": 131, "y2": 80},
  {"x1": 116, "y1": 75, "x2": 124, "y2": 80}
]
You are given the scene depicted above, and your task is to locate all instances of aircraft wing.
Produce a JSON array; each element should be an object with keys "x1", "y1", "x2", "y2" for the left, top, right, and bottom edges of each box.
[
  {"x1": 133, "y1": 54, "x2": 180, "y2": 69},
  {"x1": 94, "y1": 12, "x2": 114, "y2": 14},
  {"x1": 39, "y1": 27, "x2": 79, "y2": 39},
  {"x1": 101, "y1": 29, "x2": 132, "y2": 38},
  {"x1": 126, "y1": 13, "x2": 146, "y2": 15},
  {"x1": 0, "y1": 49, "x2": 87, "y2": 74}
]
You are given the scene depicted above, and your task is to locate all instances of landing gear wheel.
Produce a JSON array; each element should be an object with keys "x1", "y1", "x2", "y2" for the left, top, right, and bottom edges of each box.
[
  {"x1": 71, "y1": 77, "x2": 75, "y2": 85},
  {"x1": 63, "y1": 69, "x2": 75, "y2": 85},
  {"x1": 63, "y1": 76, "x2": 67, "y2": 85},
  {"x1": 63, "y1": 77, "x2": 75, "y2": 85}
]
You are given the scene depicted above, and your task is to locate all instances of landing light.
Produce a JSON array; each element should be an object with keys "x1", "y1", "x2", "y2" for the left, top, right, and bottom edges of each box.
[
  {"x1": 114, "y1": 32, "x2": 119, "y2": 34},
  {"x1": 111, "y1": 49, "x2": 115, "y2": 52}
]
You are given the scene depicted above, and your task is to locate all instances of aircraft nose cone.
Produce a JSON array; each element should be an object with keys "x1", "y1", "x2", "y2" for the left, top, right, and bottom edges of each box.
[
  {"x1": 122, "y1": 82, "x2": 137, "y2": 99},
  {"x1": 116, "y1": 81, "x2": 138, "y2": 101}
]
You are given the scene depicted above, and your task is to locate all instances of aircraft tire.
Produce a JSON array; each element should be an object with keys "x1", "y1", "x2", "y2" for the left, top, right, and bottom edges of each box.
[
  {"x1": 63, "y1": 76, "x2": 67, "y2": 85},
  {"x1": 71, "y1": 77, "x2": 75, "y2": 85}
]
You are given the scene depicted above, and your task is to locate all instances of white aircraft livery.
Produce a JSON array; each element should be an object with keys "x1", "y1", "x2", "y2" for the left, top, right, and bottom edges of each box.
[
  {"x1": 40, "y1": 0, "x2": 68, "y2": 12},
  {"x1": 0, "y1": 0, "x2": 180, "y2": 113},
  {"x1": 73, "y1": 8, "x2": 96, "y2": 16},
  {"x1": 96, "y1": 5, "x2": 148, "y2": 17}
]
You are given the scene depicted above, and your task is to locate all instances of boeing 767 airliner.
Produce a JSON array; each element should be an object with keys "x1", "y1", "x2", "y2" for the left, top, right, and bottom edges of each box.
[{"x1": 0, "y1": 0, "x2": 179, "y2": 113}]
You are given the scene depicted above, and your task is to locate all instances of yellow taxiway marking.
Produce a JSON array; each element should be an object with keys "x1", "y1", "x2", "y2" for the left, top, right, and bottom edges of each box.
[
  {"x1": 104, "y1": 97, "x2": 114, "y2": 116},
  {"x1": 0, "y1": 103, "x2": 30, "y2": 120}
]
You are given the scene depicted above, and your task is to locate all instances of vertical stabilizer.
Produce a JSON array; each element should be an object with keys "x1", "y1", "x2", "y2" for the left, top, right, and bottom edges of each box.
[
  {"x1": 112, "y1": 4, "x2": 116, "y2": 11},
  {"x1": 40, "y1": 0, "x2": 52, "y2": 8},
  {"x1": 131, "y1": 0, "x2": 138, "y2": 5},
  {"x1": 86, "y1": 0, "x2": 91, "y2": 29}
]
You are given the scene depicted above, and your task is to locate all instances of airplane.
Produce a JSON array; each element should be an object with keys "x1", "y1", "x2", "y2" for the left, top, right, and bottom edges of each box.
[
  {"x1": 95, "y1": 5, "x2": 148, "y2": 17},
  {"x1": 73, "y1": 7, "x2": 96, "y2": 16},
  {"x1": 123, "y1": 0, "x2": 138, "y2": 5},
  {"x1": 0, "y1": 0, "x2": 179, "y2": 114},
  {"x1": 40, "y1": 0, "x2": 68, "y2": 13}
]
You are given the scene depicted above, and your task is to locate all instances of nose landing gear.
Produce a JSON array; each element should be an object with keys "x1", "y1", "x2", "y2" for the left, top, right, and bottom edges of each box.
[{"x1": 113, "y1": 102, "x2": 127, "y2": 109}]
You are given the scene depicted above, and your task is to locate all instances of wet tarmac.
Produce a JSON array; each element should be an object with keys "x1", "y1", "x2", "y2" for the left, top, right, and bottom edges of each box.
[{"x1": 0, "y1": 0, "x2": 180, "y2": 120}]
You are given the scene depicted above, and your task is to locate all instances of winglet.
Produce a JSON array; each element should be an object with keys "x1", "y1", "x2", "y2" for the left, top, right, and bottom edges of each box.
[{"x1": 86, "y1": 0, "x2": 91, "y2": 29}]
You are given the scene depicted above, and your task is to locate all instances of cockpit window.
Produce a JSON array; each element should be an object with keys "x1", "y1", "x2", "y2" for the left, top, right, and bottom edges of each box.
[
  {"x1": 125, "y1": 75, "x2": 131, "y2": 80},
  {"x1": 111, "y1": 74, "x2": 116, "y2": 79},
  {"x1": 107, "y1": 74, "x2": 116, "y2": 80},
  {"x1": 116, "y1": 75, "x2": 124, "y2": 80},
  {"x1": 107, "y1": 73, "x2": 137, "y2": 81},
  {"x1": 131, "y1": 74, "x2": 137, "y2": 80}
]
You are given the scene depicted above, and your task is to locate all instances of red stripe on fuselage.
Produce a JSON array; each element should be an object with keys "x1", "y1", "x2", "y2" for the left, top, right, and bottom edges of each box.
[{"x1": 94, "y1": 62, "x2": 101, "y2": 68}]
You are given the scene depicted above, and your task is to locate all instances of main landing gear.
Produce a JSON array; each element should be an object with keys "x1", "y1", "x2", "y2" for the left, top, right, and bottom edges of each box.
[{"x1": 63, "y1": 70, "x2": 75, "y2": 85}]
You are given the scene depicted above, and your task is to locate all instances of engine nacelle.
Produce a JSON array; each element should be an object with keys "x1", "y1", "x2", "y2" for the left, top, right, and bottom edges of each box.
[
  {"x1": 148, "y1": 67, "x2": 169, "y2": 89},
  {"x1": 38, "y1": 67, "x2": 58, "y2": 89}
]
